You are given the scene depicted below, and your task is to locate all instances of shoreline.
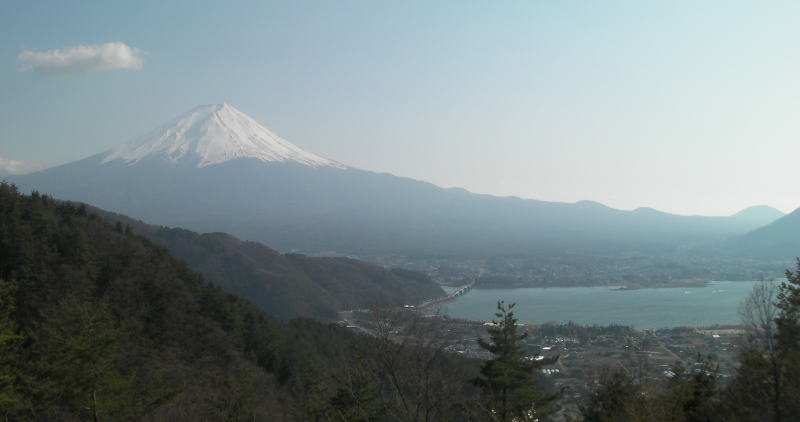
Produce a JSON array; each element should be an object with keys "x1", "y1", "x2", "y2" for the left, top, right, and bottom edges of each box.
[
  {"x1": 610, "y1": 278, "x2": 711, "y2": 290},
  {"x1": 411, "y1": 311, "x2": 750, "y2": 333},
  {"x1": 456, "y1": 279, "x2": 763, "y2": 291}
]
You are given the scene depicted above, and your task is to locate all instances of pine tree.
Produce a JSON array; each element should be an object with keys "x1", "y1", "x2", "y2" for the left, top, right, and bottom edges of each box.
[{"x1": 472, "y1": 301, "x2": 558, "y2": 421}]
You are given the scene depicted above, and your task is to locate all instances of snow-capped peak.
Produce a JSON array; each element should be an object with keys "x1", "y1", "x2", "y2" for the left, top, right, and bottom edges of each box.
[{"x1": 100, "y1": 104, "x2": 346, "y2": 168}]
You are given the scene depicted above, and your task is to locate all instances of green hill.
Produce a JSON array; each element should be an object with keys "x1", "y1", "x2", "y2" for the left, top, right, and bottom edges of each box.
[
  {"x1": 89, "y1": 209, "x2": 444, "y2": 320},
  {"x1": 0, "y1": 183, "x2": 473, "y2": 420}
]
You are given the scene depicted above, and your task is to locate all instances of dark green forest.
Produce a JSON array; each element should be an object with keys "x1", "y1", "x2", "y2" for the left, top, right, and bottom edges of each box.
[
  {"x1": 2, "y1": 182, "x2": 800, "y2": 421},
  {"x1": 0, "y1": 183, "x2": 480, "y2": 421}
]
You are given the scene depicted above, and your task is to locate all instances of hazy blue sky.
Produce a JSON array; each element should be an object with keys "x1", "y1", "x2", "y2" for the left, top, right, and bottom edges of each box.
[{"x1": 1, "y1": 1, "x2": 798, "y2": 216}]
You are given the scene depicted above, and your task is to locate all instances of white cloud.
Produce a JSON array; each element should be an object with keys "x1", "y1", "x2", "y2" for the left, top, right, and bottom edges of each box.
[
  {"x1": 17, "y1": 42, "x2": 145, "y2": 76},
  {"x1": 0, "y1": 157, "x2": 51, "y2": 176}
]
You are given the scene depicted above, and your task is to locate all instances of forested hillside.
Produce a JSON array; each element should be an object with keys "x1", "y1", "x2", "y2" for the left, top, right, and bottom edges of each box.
[
  {"x1": 150, "y1": 228, "x2": 444, "y2": 319},
  {"x1": 85, "y1": 208, "x2": 443, "y2": 319},
  {"x1": 0, "y1": 183, "x2": 475, "y2": 421}
]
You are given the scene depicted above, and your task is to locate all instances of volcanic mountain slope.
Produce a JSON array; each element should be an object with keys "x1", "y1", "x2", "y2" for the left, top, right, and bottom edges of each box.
[
  {"x1": 94, "y1": 207, "x2": 444, "y2": 320},
  {"x1": 11, "y1": 104, "x2": 779, "y2": 257}
]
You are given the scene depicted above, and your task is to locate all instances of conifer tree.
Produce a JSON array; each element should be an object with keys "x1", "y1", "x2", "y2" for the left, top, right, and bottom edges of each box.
[{"x1": 472, "y1": 301, "x2": 557, "y2": 421}]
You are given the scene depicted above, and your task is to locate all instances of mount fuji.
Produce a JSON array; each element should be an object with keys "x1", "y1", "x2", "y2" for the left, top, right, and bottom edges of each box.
[
  {"x1": 10, "y1": 104, "x2": 781, "y2": 257},
  {"x1": 100, "y1": 103, "x2": 345, "y2": 169}
]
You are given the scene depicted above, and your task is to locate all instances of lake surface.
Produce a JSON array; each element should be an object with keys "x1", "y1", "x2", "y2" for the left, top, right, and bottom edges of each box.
[{"x1": 438, "y1": 281, "x2": 774, "y2": 329}]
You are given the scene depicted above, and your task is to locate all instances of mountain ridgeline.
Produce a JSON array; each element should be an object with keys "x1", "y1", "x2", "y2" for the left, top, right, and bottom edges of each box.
[
  {"x1": 147, "y1": 229, "x2": 443, "y2": 320},
  {"x1": 9, "y1": 104, "x2": 786, "y2": 259},
  {"x1": 725, "y1": 207, "x2": 800, "y2": 260},
  {"x1": 89, "y1": 208, "x2": 444, "y2": 320}
]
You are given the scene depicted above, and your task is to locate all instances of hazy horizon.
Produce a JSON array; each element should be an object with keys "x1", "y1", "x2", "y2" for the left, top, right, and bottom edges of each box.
[{"x1": 2, "y1": 1, "x2": 798, "y2": 216}]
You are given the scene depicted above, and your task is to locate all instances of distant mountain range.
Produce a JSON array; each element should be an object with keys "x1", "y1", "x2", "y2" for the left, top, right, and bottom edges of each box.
[{"x1": 10, "y1": 104, "x2": 790, "y2": 258}]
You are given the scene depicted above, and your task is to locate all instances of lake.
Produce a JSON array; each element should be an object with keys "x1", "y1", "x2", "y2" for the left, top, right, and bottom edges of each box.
[{"x1": 438, "y1": 281, "x2": 776, "y2": 329}]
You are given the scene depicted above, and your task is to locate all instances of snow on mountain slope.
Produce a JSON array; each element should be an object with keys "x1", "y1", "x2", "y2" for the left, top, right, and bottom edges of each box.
[{"x1": 101, "y1": 103, "x2": 345, "y2": 168}]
